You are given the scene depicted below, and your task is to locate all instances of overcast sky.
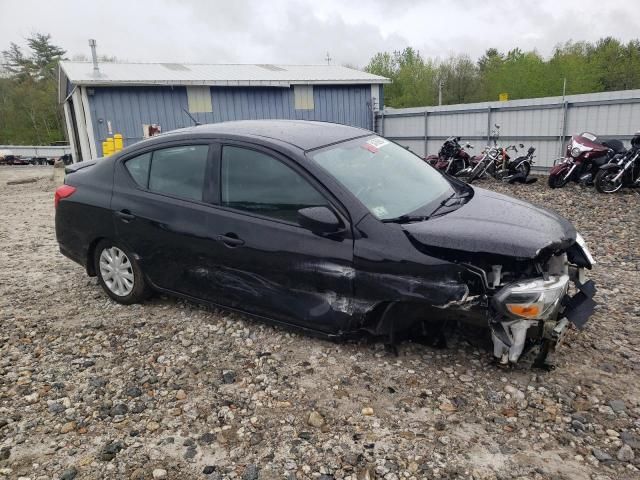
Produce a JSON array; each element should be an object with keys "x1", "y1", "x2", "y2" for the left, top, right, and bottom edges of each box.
[{"x1": 1, "y1": 0, "x2": 639, "y2": 67}]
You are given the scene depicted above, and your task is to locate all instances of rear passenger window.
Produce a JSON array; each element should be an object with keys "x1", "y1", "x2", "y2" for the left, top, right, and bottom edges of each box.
[
  {"x1": 124, "y1": 152, "x2": 151, "y2": 187},
  {"x1": 148, "y1": 145, "x2": 209, "y2": 201},
  {"x1": 221, "y1": 146, "x2": 327, "y2": 222}
]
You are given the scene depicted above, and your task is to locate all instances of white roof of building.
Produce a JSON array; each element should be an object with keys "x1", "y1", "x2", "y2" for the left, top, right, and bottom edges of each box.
[{"x1": 59, "y1": 61, "x2": 390, "y2": 89}]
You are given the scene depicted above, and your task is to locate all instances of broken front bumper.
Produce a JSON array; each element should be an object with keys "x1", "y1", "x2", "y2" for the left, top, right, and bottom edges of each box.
[{"x1": 489, "y1": 269, "x2": 597, "y2": 365}]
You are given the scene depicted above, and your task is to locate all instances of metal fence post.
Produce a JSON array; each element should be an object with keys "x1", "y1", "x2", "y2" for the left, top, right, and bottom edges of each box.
[
  {"x1": 486, "y1": 106, "x2": 492, "y2": 144},
  {"x1": 424, "y1": 110, "x2": 428, "y2": 156},
  {"x1": 559, "y1": 101, "x2": 568, "y2": 156}
]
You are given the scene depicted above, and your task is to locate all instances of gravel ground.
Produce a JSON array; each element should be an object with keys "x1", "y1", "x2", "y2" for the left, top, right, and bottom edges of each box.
[{"x1": 0, "y1": 166, "x2": 639, "y2": 480}]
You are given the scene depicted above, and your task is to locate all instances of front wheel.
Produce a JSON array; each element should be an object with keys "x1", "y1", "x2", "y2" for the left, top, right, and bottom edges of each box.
[
  {"x1": 454, "y1": 167, "x2": 474, "y2": 183},
  {"x1": 548, "y1": 173, "x2": 570, "y2": 189},
  {"x1": 594, "y1": 169, "x2": 623, "y2": 193},
  {"x1": 465, "y1": 161, "x2": 487, "y2": 184},
  {"x1": 94, "y1": 240, "x2": 150, "y2": 304}
]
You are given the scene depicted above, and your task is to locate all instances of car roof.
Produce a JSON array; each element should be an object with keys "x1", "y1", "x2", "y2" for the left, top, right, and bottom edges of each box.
[{"x1": 159, "y1": 120, "x2": 373, "y2": 151}]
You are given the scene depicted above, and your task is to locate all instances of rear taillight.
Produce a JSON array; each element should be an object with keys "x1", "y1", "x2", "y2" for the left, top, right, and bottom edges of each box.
[{"x1": 54, "y1": 185, "x2": 76, "y2": 208}]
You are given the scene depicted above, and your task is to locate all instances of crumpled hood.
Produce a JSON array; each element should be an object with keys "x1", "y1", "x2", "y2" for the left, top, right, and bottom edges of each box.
[{"x1": 402, "y1": 187, "x2": 576, "y2": 258}]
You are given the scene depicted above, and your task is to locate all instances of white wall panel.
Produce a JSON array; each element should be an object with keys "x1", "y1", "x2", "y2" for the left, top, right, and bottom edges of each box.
[{"x1": 380, "y1": 89, "x2": 640, "y2": 170}]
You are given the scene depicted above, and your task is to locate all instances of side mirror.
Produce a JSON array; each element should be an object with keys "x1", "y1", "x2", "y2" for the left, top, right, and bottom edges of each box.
[
  {"x1": 519, "y1": 143, "x2": 525, "y2": 148},
  {"x1": 297, "y1": 206, "x2": 342, "y2": 234},
  {"x1": 495, "y1": 123, "x2": 501, "y2": 129}
]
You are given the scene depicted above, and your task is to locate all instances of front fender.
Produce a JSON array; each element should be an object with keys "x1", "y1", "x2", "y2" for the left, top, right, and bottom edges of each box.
[{"x1": 549, "y1": 162, "x2": 570, "y2": 176}]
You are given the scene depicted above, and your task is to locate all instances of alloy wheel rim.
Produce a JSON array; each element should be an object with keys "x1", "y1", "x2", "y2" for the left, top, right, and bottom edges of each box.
[{"x1": 99, "y1": 246, "x2": 134, "y2": 296}]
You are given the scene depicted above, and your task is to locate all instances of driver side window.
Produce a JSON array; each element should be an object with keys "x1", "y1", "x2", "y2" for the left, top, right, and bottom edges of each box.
[{"x1": 221, "y1": 146, "x2": 327, "y2": 223}]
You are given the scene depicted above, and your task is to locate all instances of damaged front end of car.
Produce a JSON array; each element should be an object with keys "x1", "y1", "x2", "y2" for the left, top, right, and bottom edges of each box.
[
  {"x1": 398, "y1": 187, "x2": 598, "y2": 367},
  {"x1": 467, "y1": 233, "x2": 596, "y2": 367}
]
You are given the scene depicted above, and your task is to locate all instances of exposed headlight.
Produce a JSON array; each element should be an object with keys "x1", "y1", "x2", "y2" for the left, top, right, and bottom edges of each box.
[
  {"x1": 493, "y1": 275, "x2": 569, "y2": 320},
  {"x1": 571, "y1": 147, "x2": 581, "y2": 158},
  {"x1": 575, "y1": 232, "x2": 596, "y2": 266}
]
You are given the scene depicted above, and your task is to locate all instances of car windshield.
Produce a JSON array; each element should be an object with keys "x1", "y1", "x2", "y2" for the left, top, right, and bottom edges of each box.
[{"x1": 309, "y1": 136, "x2": 453, "y2": 220}]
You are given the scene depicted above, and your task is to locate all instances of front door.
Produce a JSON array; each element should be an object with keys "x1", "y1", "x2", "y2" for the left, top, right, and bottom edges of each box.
[{"x1": 201, "y1": 144, "x2": 355, "y2": 334}]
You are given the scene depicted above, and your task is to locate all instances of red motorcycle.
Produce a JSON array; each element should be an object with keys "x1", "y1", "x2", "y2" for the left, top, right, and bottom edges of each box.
[
  {"x1": 548, "y1": 132, "x2": 626, "y2": 188},
  {"x1": 425, "y1": 137, "x2": 474, "y2": 176}
]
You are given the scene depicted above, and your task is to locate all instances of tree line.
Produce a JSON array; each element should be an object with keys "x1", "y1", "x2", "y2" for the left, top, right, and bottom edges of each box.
[
  {"x1": 365, "y1": 38, "x2": 640, "y2": 108},
  {"x1": 2, "y1": 34, "x2": 640, "y2": 144}
]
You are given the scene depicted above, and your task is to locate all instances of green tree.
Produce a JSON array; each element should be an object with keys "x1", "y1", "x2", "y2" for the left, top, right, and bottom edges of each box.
[
  {"x1": 436, "y1": 55, "x2": 479, "y2": 104},
  {"x1": 366, "y1": 48, "x2": 438, "y2": 108},
  {"x1": 0, "y1": 33, "x2": 67, "y2": 144},
  {"x1": 367, "y1": 37, "x2": 640, "y2": 108},
  {"x1": 3, "y1": 33, "x2": 65, "y2": 80}
]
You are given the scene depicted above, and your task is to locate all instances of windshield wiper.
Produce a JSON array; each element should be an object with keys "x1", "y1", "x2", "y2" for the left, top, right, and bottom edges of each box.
[
  {"x1": 429, "y1": 192, "x2": 464, "y2": 217},
  {"x1": 381, "y1": 214, "x2": 430, "y2": 224}
]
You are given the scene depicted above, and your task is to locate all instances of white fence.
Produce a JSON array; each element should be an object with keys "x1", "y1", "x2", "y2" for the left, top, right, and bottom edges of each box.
[
  {"x1": 0, "y1": 145, "x2": 71, "y2": 158},
  {"x1": 376, "y1": 89, "x2": 640, "y2": 169}
]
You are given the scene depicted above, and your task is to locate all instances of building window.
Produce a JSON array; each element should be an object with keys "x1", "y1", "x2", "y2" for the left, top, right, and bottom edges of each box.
[
  {"x1": 186, "y1": 86, "x2": 213, "y2": 113},
  {"x1": 294, "y1": 85, "x2": 314, "y2": 110}
]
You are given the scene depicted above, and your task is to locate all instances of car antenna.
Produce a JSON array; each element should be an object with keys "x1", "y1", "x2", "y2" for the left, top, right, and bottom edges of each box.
[{"x1": 183, "y1": 109, "x2": 201, "y2": 126}]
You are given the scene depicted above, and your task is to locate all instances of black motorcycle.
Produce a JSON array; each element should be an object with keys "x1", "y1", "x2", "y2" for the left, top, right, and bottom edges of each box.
[
  {"x1": 425, "y1": 137, "x2": 473, "y2": 176},
  {"x1": 506, "y1": 145, "x2": 535, "y2": 178},
  {"x1": 595, "y1": 134, "x2": 640, "y2": 193}
]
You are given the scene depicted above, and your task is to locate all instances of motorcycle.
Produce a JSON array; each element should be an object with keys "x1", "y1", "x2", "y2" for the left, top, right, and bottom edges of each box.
[
  {"x1": 457, "y1": 126, "x2": 537, "y2": 183},
  {"x1": 548, "y1": 132, "x2": 626, "y2": 188},
  {"x1": 501, "y1": 145, "x2": 536, "y2": 179},
  {"x1": 594, "y1": 132, "x2": 640, "y2": 193},
  {"x1": 463, "y1": 144, "x2": 529, "y2": 183},
  {"x1": 455, "y1": 124, "x2": 502, "y2": 183},
  {"x1": 459, "y1": 145, "x2": 502, "y2": 183},
  {"x1": 425, "y1": 136, "x2": 473, "y2": 176}
]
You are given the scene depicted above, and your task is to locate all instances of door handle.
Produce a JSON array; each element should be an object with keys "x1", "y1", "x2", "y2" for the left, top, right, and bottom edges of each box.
[
  {"x1": 216, "y1": 234, "x2": 245, "y2": 247},
  {"x1": 115, "y1": 210, "x2": 135, "y2": 222}
]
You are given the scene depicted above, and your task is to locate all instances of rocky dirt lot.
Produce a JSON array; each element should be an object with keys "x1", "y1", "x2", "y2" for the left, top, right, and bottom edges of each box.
[{"x1": 0, "y1": 165, "x2": 639, "y2": 480}]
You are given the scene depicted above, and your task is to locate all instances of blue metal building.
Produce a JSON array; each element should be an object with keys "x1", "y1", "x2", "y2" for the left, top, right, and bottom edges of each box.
[{"x1": 58, "y1": 61, "x2": 389, "y2": 162}]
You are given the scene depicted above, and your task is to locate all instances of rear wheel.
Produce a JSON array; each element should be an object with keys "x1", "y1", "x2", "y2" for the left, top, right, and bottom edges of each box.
[
  {"x1": 94, "y1": 240, "x2": 149, "y2": 304},
  {"x1": 595, "y1": 169, "x2": 623, "y2": 193},
  {"x1": 548, "y1": 173, "x2": 569, "y2": 188}
]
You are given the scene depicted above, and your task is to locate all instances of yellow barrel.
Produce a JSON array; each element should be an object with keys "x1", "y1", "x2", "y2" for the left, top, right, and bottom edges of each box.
[
  {"x1": 114, "y1": 133, "x2": 123, "y2": 152},
  {"x1": 105, "y1": 137, "x2": 115, "y2": 157},
  {"x1": 102, "y1": 140, "x2": 110, "y2": 157}
]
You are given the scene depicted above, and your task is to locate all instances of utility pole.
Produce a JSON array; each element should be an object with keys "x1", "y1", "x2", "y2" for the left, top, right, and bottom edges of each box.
[
  {"x1": 438, "y1": 80, "x2": 443, "y2": 106},
  {"x1": 325, "y1": 52, "x2": 332, "y2": 66}
]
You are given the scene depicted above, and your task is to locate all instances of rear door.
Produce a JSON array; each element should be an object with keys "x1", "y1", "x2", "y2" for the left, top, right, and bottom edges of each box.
[
  {"x1": 201, "y1": 143, "x2": 355, "y2": 333},
  {"x1": 111, "y1": 141, "x2": 217, "y2": 295}
]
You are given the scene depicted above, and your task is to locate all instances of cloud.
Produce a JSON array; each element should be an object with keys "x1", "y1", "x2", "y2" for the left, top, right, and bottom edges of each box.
[{"x1": 1, "y1": 0, "x2": 639, "y2": 67}]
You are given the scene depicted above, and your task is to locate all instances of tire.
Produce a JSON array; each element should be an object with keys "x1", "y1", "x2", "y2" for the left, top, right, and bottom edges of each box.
[
  {"x1": 548, "y1": 173, "x2": 569, "y2": 189},
  {"x1": 594, "y1": 169, "x2": 623, "y2": 194},
  {"x1": 467, "y1": 161, "x2": 485, "y2": 184},
  {"x1": 94, "y1": 240, "x2": 150, "y2": 304},
  {"x1": 453, "y1": 167, "x2": 471, "y2": 183}
]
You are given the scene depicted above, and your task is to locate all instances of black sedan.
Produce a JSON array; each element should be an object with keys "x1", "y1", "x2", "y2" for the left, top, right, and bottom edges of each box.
[{"x1": 55, "y1": 120, "x2": 596, "y2": 366}]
